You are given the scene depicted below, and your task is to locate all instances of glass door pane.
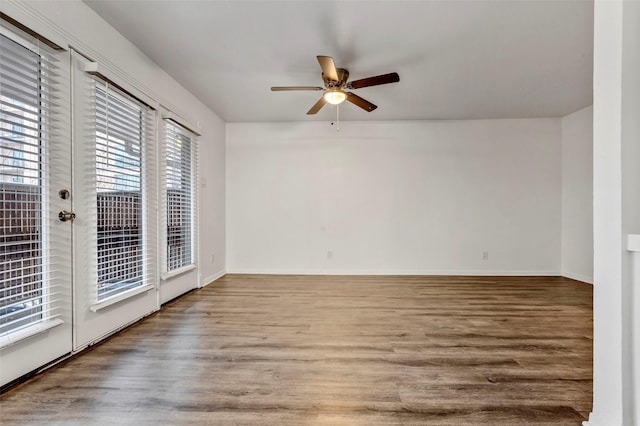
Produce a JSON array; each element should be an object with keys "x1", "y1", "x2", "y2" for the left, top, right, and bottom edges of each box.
[
  {"x1": 94, "y1": 83, "x2": 144, "y2": 301},
  {"x1": 0, "y1": 27, "x2": 72, "y2": 387}
]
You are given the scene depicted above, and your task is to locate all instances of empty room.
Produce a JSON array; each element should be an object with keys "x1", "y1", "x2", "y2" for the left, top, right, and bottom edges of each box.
[{"x1": 0, "y1": 0, "x2": 638, "y2": 425}]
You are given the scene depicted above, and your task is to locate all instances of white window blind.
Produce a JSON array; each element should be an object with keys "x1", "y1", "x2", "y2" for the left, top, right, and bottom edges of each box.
[
  {"x1": 90, "y1": 77, "x2": 154, "y2": 301},
  {"x1": 162, "y1": 119, "x2": 197, "y2": 274},
  {"x1": 0, "y1": 26, "x2": 63, "y2": 335}
]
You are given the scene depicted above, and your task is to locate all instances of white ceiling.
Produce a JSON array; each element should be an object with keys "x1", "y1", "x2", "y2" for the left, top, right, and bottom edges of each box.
[{"x1": 84, "y1": 0, "x2": 593, "y2": 123}]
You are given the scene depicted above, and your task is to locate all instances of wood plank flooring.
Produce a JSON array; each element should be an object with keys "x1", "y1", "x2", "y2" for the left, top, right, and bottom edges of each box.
[{"x1": 0, "y1": 275, "x2": 593, "y2": 425}]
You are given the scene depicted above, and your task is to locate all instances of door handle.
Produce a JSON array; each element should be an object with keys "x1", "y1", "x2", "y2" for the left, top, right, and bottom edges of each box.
[{"x1": 58, "y1": 210, "x2": 76, "y2": 222}]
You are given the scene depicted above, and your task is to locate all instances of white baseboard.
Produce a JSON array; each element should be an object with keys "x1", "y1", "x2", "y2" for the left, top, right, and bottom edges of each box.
[
  {"x1": 561, "y1": 271, "x2": 594, "y2": 284},
  {"x1": 200, "y1": 270, "x2": 226, "y2": 287},
  {"x1": 582, "y1": 411, "x2": 616, "y2": 426},
  {"x1": 226, "y1": 268, "x2": 562, "y2": 277}
]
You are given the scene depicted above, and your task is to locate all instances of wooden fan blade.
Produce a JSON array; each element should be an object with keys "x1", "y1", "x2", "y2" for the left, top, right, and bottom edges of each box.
[
  {"x1": 348, "y1": 72, "x2": 400, "y2": 89},
  {"x1": 317, "y1": 56, "x2": 339, "y2": 82},
  {"x1": 307, "y1": 96, "x2": 327, "y2": 115},
  {"x1": 271, "y1": 86, "x2": 324, "y2": 91},
  {"x1": 346, "y1": 92, "x2": 377, "y2": 112}
]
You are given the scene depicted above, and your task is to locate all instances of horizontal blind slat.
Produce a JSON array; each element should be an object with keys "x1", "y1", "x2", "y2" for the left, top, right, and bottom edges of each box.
[
  {"x1": 90, "y1": 76, "x2": 151, "y2": 302},
  {"x1": 163, "y1": 120, "x2": 196, "y2": 272},
  {"x1": 1, "y1": 29, "x2": 62, "y2": 337}
]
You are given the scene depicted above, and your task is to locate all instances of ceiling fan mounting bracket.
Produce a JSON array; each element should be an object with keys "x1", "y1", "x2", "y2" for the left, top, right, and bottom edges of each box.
[{"x1": 323, "y1": 68, "x2": 349, "y2": 88}]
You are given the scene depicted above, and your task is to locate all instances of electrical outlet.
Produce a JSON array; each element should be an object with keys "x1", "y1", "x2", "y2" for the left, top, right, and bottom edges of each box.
[
  {"x1": 327, "y1": 250, "x2": 333, "y2": 260},
  {"x1": 482, "y1": 251, "x2": 489, "y2": 260}
]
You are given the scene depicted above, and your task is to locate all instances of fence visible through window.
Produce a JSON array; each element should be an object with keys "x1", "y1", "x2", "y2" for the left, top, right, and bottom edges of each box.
[
  {"x1": 0, "y1": 183, "x2": 42, "y2": 335},
  {"x1": 0, "y1": 32, "x2": 48, "y2": 336},
  {"x1": 93, "y1": 81, "x2": 146, "y2": 301},
  {"x1": 163, "y1": 120, "x2": 195, "y2": 273}
]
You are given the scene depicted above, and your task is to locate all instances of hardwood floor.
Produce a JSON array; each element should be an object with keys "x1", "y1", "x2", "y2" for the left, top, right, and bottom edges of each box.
[{"x1": 0, "y1": 275, "x2": 593, "y2": 425}]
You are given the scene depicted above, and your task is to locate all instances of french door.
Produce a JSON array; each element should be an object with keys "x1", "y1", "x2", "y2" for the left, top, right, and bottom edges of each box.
[
  {"x1": 1, "y1": 34, "x2": 159, "y2": 387},
  {"x1": 70, "y1": 50, "x2": 157, "y2": 350},
  {"x1": 0, "y1": 26, "x2": 73, "y2": 385}
]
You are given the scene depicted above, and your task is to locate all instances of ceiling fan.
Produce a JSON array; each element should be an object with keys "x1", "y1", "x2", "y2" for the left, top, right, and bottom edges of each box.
[{"x1": 271, "y1": 56, "x2": 400, "y2": 115}]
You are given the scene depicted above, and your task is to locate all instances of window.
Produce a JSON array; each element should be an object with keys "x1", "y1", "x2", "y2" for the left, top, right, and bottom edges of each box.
[
  {"x1": 92, "y1": 78, "x2": 151, "y2": 301},
  {"x1": 0, "y1": 31, "x2": 57, "y2": 335},
  {"x1": 162, "y1": 120, "x2": 197, "y2": 274}
]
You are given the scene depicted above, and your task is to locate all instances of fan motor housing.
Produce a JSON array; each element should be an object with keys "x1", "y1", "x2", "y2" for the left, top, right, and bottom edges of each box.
[{"x1": 323, "y1": 68, "x2": 349, "y2": 88}]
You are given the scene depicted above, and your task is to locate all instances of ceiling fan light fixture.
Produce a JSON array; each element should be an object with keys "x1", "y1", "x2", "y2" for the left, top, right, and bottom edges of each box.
[
  {"x1": 272, "y1": 55, "x2": 396, "y2": 114},
  {"x1": 324, "y1": 89, "x2": 347, "y2": 105}
]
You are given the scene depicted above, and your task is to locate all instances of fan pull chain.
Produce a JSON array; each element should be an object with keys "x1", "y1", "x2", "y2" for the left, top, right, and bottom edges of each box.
[{"x1": 336, "y1": 104, "x2": 340, "y2": 132}]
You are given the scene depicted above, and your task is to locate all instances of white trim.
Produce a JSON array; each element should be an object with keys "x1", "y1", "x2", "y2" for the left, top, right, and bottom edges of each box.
[
  {"x1": 90, "y1": 284, "x2": 155, "y2": 312},
  {"x1": 200, "y1": 270, "x2": 226, "y2": 287},
  {"x1": 73, "y1": 308, "x2": 156, "y2": 353},
  {"x1": 1, "y1": 1, "x2": 68, "y2": 49},
  {"x1": 225, "y1": 268, "x2": 564, "y2": 276},
  {"x1": 0, "y1": 22, "x2": 44, "y2": 53},
  {"x1": 162, "y1": 112, "x2": 201, "y2": 136},
  {"x1": 626, "y1": 234, "x2": 640, "y2": 252},
  {"x1": 561, "y1": 272, "x2": 594, "y2": 284},
  {"x1": 84, "y1": 61, "x2": 158, "y2": 109},
  {"x1": 582, "y1": 411, "x2": 611, "y2": 426},
  {"x1": 0, "y1": 319, "x2": 63, "y2": 350},
  {"x1": 161, "y1": 264, "x2": 196, "y2": 281}
]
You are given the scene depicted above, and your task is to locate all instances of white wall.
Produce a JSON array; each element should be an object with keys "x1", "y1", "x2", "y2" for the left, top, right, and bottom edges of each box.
[
  {"x1": 620, "y1": 2, "x2": 640, "y2": 424},
  {"x1": 587, "y1": 0, "x2": 639, "y2": 424},
  {"x1": 561, "y1": 106, "x2": 594, "y2": 283},
  {"x1": 227, "y1": 119, "x2": 561, "y2": 275},
  {"x1": 7, "y1": 0, "x2": 227, "y2": 295},
  {"x1": 198, "y1": 120, "x2": 227, "y2": 287}
]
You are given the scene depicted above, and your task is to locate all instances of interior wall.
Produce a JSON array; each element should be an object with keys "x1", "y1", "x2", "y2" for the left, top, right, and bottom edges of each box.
[
  {"x1": 620, "y1": 1, "x2": 640, "y2": 424},
  {"x1": 561, "y1": 105, "x2": 594, "y2": 283},
  {"x1": 227, "y1": 119, "x2": 561, "y2": 275},
  {"x1": 588, "y1": 0, "x2": 626, "y2": 424},
  {"x1": 198, "y1": 120, "x2": 227, "y2": 287},
  {"x1": 11, "y1": 0, "x2": 227, "y2": 295}
]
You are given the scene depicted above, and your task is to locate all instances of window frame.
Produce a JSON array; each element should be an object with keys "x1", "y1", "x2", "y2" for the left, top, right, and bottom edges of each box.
[
  {"x1": 90, "y1": 76, "x2": 153, "y2": 303},
  {"x1": 0, "y1": 22, "x2": 64, "y2": 343},
  {"x1": 160, "y1": 117, "x2": 198, "y2": 279}
]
